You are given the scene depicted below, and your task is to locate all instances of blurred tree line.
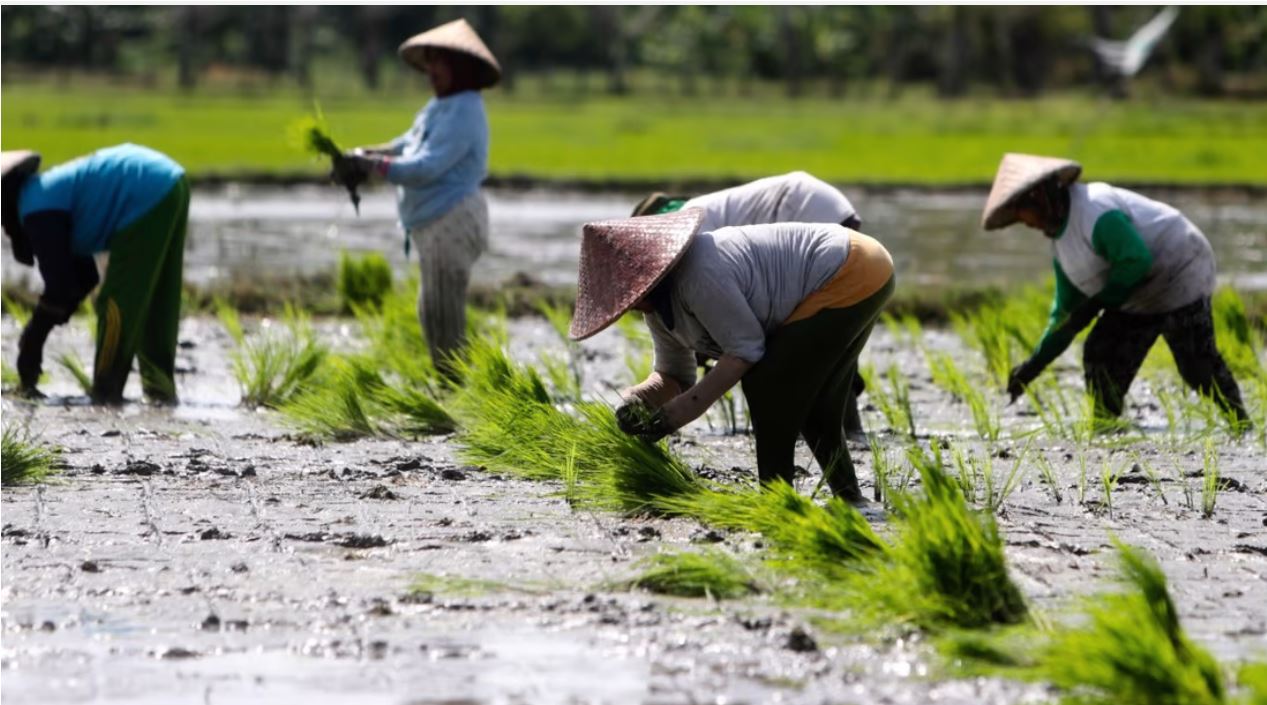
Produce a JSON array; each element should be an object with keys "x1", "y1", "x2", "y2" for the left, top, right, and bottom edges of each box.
[{"x1": 3, "y1": 5, "x2": 1265, "y2": 98}]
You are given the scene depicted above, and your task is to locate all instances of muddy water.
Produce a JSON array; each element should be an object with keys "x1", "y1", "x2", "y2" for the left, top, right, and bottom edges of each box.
[
  {"x1": 4, "y1": 307, "x2": 1266, "y2": 704},
  {"x1": 4, "y1": 184, "x2": 1265, "y2": 295}
]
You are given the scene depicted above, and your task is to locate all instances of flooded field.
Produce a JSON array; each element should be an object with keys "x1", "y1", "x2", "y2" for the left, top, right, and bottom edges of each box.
[
  {"x1": 4, "y1": 183, "x2": 1266, "y2": 297},
  {"x1": 3, "y1": 291, "x2": 1265, "y2": 703}
]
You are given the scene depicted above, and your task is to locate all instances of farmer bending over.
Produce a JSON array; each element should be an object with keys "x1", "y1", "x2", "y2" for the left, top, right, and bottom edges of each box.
[
  {"x1": 630, "y1": 171, "x2": 870, "y2": 435},
  {"x1": 2, "y1": 145, "x2": 189, "y2": 404},
  {"x1": 983, "y1": 152, "x2": 1250, "y2": 428},
  {"x1": 337, "y1": 19, "x2": 498, "y2": 377},
  {"x1": 568, "y1": 209, "x2": 895, "y2": 503}
]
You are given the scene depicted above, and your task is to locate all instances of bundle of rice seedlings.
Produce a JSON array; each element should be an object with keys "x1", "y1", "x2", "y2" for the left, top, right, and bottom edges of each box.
[
  {"x1": 2, "y1": 424, "x2": 60, "y2": 486},
  {"x1": 280, "y1": 354, "x2": 454, "y2": 440},
  {"x1": 291, "y1": 110, "x2": 361, "y2": 213},
  {"x1": 622, "y1": 549, "x2": 760, "y2": 600},
  {"x1": 848, "y1": 460, "x2": 1029, "y2": 630},
  {"x1": 450, "y1": 338, "x2": 699, "y2": 512},
  {"x1": 656, "y1": 481, "x2": 886, "y2": 583},
  {"x1": 337, "y1": 250, "x2": 393, "y2": 313},
  {"x1": 944, "y1": 542, "x2": 1226, "y2": 705},
  {"x1": 227, "y1": 306, "x2": 327, "y2": 408},
  {"x1": 409, "y1": 573, "x2": 541, "y2": 598}
]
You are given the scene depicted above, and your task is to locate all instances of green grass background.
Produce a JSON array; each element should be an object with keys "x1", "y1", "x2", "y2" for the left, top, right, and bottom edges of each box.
[{"x1": 4, "y1": 77, "x2": 1267, "y2": 184}]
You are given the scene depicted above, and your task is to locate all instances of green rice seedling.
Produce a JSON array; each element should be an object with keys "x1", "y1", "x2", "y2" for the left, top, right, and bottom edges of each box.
[
  {"x1": 336, "y1": 250, "x2": 393, "y2": 312},
  {"x1": 230, "y1": 305, "x2": 328, "y2": 408},
  {"x1": 1033, "y1": 451, "x2": 1064, "y2": 505},
  {"x1": 1, "y1": 360, "x2": 18, "y2": 389},
  {"x1": 928, "y1": 351, "x2": 1000, "y2": 441},
  {"x1": 656, "y1": 481, "x2": 887, "y2": 584},
  {"x1": 943, "y1": 542, "x2": 1227, "y2": 705},
  {"x1": 535, "y1": 298, "x2": 583, "y2": 396},
  {"x1": 215, "y1": 297, "x2": 245, "y2": 344},
  {"x1": 622, "y1": 549, "x2": 760, "y2": 600},
  {"x1": 2, "y1": 423, "x2": 60, "y2": 486},
  {"x1": 1212, "y1": 287, "x2": 1265, "y2": 381},
  {"x1": 1201, "y1": 441, "x2": 1220, "y2": 519},
  {"x1": 539, "y1": 351, "x2": 584, "y2": 403},
  {"x1": 1101, "y1": 459, "x2": 1123, "y2": 519},
  {"x1": 870, "y1": 437, "x2": 906, "y2": 504},
  {"x1": 56, "y1": 352, "x2": 93, "y2": 394},
  {"x1": 949, "y1": 441, "x2": 1031, "y2": 513},
  {"x1": 1131, "y1": 453, "x2": 1168, "y2": 506},
  {"x1": 848, "y1": 459, "x2": 1029, "y2": 630},
  {"x1": 1077, "y1": 449, "x2": 1090, "y2": 506},
  {"x1": 1238, "y1": 662, "x2": 1267, "y2": 704},
  {"x1": 138, "y1": 357, "x2": 178, "y2": 401},
  {"x1": 2, "y1": 292, "x2": 32, "y2": 325},
  {"x1": 860, "y1": 363, "x2": 915, "y2": 438}
]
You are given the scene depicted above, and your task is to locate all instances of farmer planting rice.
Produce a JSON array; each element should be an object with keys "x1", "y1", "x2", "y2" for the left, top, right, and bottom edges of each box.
[
  {"x1": 984, "y1": 152, "x2": 1251, "y2": 428},
  {"x1": 630, "y1": 171, "x2": 869, "y2": 434},
  {"x1": 335, "y1": 18, "x2": 499, "y2": 377},
  {"x1": 569, "y1": 209, "x2": 895, "y2": 503},
  {"x1": 2, "y1": 145, "x2": 189, "y2": 404}
]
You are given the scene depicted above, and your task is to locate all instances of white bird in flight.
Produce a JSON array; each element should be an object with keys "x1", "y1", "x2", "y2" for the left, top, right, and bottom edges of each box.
[{"x1": 1088, "y1": 6, "x2": 1180, "y2": 78}]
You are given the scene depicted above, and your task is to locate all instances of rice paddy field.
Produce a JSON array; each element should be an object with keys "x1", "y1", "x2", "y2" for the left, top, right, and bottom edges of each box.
[
  {"x1": 4, "y1": 77, "x2": 1267, "y2": 185},
  {"x1": 2, "y1": 264, "x2": 1265, "y2": 704}
]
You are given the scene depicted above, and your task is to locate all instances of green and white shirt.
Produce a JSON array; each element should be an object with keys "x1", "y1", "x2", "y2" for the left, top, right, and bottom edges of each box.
[{"x1": 1031, "y1": 182, "x2": 1215, "y2": 365}]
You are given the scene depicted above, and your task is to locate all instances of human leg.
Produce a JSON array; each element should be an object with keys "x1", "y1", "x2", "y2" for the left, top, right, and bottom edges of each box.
[
  {"x1": 137, "y1": 178, "x2": 190, "y2": 402},
  {"x1": 92, "y1": 181, "x2": 189, "y2": 402},
  {"x1": 1081, "y1": 309, "x2": 1162, "y2": 419},
  {"x1": 411, "y1": 192, "x2": 489, "y2": 376},
  {"x1": 1161, "y1": 298, "x2": 1251, "y2": 428}
]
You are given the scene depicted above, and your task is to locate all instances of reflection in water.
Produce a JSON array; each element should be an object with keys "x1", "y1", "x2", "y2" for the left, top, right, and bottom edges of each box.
[{"x1": 4, "y1": 184, "x2": 1265, "y2": 294}]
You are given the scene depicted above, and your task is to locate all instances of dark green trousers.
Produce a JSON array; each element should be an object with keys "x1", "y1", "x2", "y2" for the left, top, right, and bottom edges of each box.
[
  {"x1": 741, "y1": 275, "x2": 895, "y2": 500},
  {"x1": 92, "y1": 177, "x2": 190, "y2": 402}
]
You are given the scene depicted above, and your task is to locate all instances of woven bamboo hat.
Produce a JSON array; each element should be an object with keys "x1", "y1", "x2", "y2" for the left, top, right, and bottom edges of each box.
[
  {"x1": 398, "y1": 19, "x2": 501, "y2": 89},
  {"x1": 982, "y1": 153, "x2": 1082, "y2": 230},
  {"x1": 569, "y1": 208, "x2": 704, "y2": 341}
]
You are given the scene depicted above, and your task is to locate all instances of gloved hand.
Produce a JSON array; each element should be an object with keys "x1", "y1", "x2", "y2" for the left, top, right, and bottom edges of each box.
[
  {"x1": 330, "y1": 151, "x2": 373, "y2": 189},
  {"x1": 615, "y1": 399, "x2": 675, "y2": 443},
  {"x1": 1006, "y1": 357, "x2": 1044, "y2": 404},
  {"x1": 16, "y1": 311, "x2": 56, "y2": 397}
]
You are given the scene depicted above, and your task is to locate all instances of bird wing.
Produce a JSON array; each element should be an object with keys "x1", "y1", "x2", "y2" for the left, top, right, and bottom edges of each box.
[{"x1": 1122, "y1": 6, "x2": 1180, "y2": 75}]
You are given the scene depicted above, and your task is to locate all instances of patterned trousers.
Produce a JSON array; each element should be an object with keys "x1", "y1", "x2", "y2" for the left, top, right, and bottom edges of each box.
[
  {"x1": 1083, "y1": 297, "x2": 1250, "y2": 424},
  {"x1": 407, "y1": 191, "x2": 489, "y2": 376}
]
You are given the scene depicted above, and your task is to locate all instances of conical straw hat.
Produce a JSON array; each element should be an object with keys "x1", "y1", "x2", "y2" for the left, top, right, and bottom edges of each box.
[
  {"x1": 398, "y1": 19, "x2": 501, "y2": 89},
  {"x1": 981, "y1": 153, "x2": 1082, "y2": 230},
  {"x1": 1, "y1": 151, "x2": 40, "y2": 181},
  {"x1": 569, "y1": 208, "x2": 704, "y2": 341}
]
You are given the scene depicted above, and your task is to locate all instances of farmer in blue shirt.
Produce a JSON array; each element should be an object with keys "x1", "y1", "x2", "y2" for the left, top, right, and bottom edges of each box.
[
  {"x1": 338, "y1": 19, "x2": 499, "y2": 378},
  {"x1": 2, "y1": 144, "x2": 189, "y2": 403}
]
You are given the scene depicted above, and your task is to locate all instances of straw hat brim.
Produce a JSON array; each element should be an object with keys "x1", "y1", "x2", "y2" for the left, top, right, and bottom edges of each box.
[
  {"x1": 569, "y1": 208, "x2": 704, "y2": 341},
  {"x1": 982, "y1": 153, "x2": 1082, "y2": 230},
  {"x1": 398, "y1": 19, "x2": 501, "y2": 89}
]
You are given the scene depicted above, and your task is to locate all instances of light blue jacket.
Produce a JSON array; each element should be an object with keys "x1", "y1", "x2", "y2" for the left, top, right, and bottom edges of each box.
[{"x1": 384, "y1": 91, "x2": 489, "y2": 242}]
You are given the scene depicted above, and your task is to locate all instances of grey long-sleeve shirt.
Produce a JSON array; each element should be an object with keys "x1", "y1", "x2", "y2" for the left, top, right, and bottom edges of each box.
[{"x1": 646, "y1": 222, "x2": 851, "y2": 386}]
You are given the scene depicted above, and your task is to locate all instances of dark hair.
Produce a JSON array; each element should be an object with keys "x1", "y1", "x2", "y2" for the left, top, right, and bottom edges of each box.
[
  {"x1": 426, "y1": 47, "x2": 493, "y2": 95},
  {"x1": 1016, "y1": 176, "x2": 1070, "y2": 235}
]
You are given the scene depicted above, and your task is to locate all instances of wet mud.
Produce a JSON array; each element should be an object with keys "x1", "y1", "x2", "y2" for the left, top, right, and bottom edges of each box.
[{"x1": 2, "y1": 313, "x2": 1265, "y2": 704}]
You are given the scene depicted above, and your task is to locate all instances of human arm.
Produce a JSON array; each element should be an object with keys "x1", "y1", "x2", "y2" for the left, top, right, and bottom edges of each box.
[
  {"x1": 1008, "y1": 259, "x2": 1091, "y2": 400},
  {"x1": 16, "y1": 211, "x2": 99, "y2": 392}
]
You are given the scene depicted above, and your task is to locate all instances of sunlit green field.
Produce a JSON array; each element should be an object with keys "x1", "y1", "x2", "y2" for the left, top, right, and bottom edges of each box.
[{"x1": 4, "y1": 76, "x2": 1267, "y2": 184}]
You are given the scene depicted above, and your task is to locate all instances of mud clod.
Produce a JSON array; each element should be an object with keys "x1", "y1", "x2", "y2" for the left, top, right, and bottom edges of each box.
[
  {"x1": 158, "y1": 647, "x2": 201, "y2": 660},
  {"x1": 230, "y1": 562, "x2": 249, "y2": 573},
  {"x1": 199, "y1": 527, "x2": 231, "y2": 540},
  {"x1": 785, "y1": 626, "x2": 818, "y2": 653},
  {"x1": 201, "y1": 614, "x2": 221, "y2": 631},
  {"x1": 460, "y1": 530, "x2": 493, "y2": 543},
  {"x1": 80, "y1": 560, "x2": 101, "y2": 573},
  {"x1": 360, "y1": 485, "x2": 399, "y2": 500},
  {"x1": 335, "y1": 534, "x2": 390, "y2": 549},
  {"x1": 118, "y1": 460, "x2": 163, "y2": 476},
  {"x1": 439, "y1": 468, "x2": 468, "y2": 481}
]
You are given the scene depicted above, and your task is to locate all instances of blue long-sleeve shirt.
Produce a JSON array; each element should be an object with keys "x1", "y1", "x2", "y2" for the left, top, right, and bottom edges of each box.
[{"x1": 385, "y1": 91, "x2": 489, "y2": 235}]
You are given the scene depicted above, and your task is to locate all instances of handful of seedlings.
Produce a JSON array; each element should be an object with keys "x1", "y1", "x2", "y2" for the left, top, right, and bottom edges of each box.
[{"x1": 293, "y1": 113, "x2": 364, "y2": 215}]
